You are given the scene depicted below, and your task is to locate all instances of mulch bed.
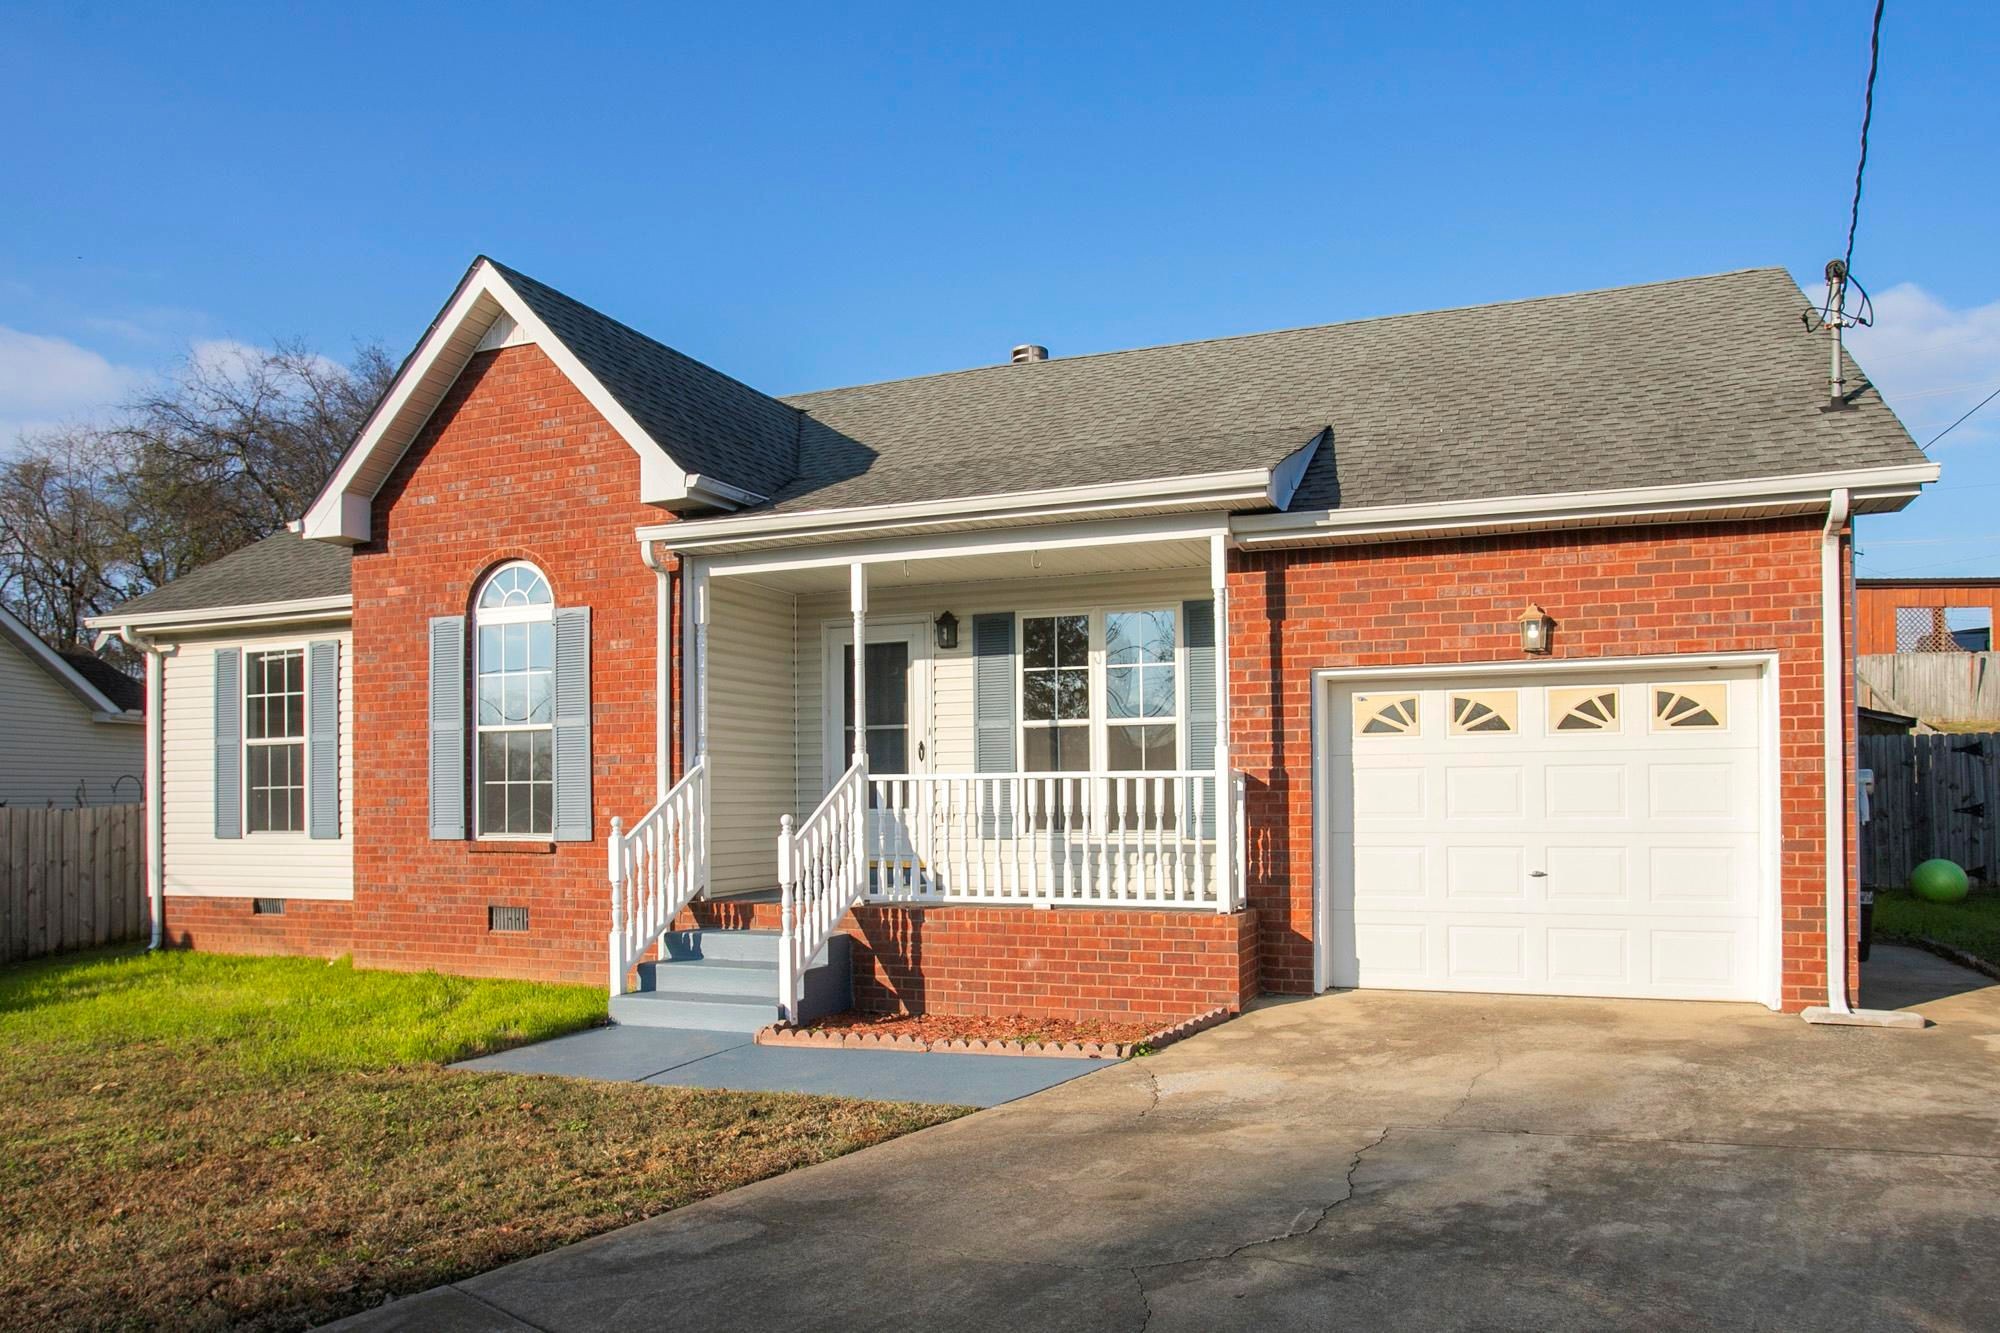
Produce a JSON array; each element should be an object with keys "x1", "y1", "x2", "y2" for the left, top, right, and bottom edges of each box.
[{"x1": 756, "y1": 1006, "x2": 1237, "y2": 1059}]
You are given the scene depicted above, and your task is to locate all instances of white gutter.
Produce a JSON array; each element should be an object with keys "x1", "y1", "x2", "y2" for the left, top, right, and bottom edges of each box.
[
  {"x1": 84, "y1": 597, "x2": 353, "y2": 637},
  {"x1": 1231, "y1": 462, "x2": 1939, "y2": 548},
  {"x1": 95, "y1": 625, "x2": 175, "y2": 951},
  {"x1": 1821, "y1": 487, "x2": 1852, "y2": 1015},
  {"x1": 637, "y1": 468, "x2": 1275, "y2": 550}
]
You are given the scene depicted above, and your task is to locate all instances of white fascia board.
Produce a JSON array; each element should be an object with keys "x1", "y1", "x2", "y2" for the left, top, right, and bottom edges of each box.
[
  {"x1": 299, "y1": 259, "x2": 715, "y2": 545},
  {"x1": 698, "y1": 512, "x2": 1230, "y2": 580},
  {"x1": 84, "y1": 595, "x2": 354, "y2": 636},
  {"x1": 638, "y1": 468, "x2": 1273, "y2": 552},
  {"x1": 1231, "y1": 462, "x2": 1939, "y2": 548},
  {"x1": 0, "y1": 602, "x2": 126, "y2": 715}
]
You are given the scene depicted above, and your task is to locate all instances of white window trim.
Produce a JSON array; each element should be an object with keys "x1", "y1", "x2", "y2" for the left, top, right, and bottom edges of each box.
[
  {"x1": 1014, "y1": 603, "x2": 1186, "y2": 775},
  {"x1": 242, "y1": 643, "x2": 311, "y2": 839},
  {"x1": 474, "y1": 561, "x2": 557, "y2": 841}
]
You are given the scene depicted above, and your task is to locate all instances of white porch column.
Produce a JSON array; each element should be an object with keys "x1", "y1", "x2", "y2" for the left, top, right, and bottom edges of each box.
[
  {"x1": 692, "y1": 561, "x2": 712, "y2": 761},
  {"x1": 1211, "y1": 532, "x2": 1235, "y2": 912},
  {"x1": 849, "y1": 561, "x2": 868, "y2": 766}
]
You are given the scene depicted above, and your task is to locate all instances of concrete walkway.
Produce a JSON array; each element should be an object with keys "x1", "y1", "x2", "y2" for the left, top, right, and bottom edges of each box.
[
  {"x1": 335, "y1": 945, "x2": 2000, "y2": 1332},
  {"x1": 455, "y1": 1024, "x2": 1103, "y2": 1107}
]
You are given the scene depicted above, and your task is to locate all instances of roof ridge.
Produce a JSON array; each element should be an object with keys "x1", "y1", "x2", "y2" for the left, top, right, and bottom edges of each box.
[
  {"x1": 480, "y1": 256, "x2": 805, "y2": 422},
  {"x1": 781, "y1": 265, "x2": 1795, "y2": 403}
]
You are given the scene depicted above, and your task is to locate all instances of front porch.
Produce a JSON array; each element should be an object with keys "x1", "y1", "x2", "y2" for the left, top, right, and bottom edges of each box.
[{"x1": 607, "y1": 518, "x2": 1253, "y2": 1022}]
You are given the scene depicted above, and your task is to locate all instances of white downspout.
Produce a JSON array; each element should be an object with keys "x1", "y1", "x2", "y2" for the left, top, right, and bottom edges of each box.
[
  {"x1": 1820, "y1": 488, "x2": 1852, "y2": 1014},
  {"x1": 99, "y1": 625, "x2": 173, "y2": 950},
  {"x1": 639, "y1": 538, "x2": 672, "y2": 800}
]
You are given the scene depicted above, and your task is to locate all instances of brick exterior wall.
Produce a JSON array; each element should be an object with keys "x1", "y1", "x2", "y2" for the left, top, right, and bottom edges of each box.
[
  {"x1": 161, "y1": 896, "x2": 355, "y2": 957},
  {"x1": 685, "y1": 899, "x2": 1260, "y2": 1021},
  {"x1": 344, "y1": 344, "x2": 666, "y2": 984},
  {"x1": 1227, "y1": 516, "x2": 1857, "y2": 1012}
]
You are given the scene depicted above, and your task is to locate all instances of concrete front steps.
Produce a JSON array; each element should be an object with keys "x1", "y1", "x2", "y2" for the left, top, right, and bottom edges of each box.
[{"x1": 607, "y1": 928, "x2": 851, "y2": 1033}]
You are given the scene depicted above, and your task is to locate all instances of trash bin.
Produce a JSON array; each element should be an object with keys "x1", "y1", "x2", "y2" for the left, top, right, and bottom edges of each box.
[{"x1": 1859, "y1": 889, "x2": 1875, "y2": 963}]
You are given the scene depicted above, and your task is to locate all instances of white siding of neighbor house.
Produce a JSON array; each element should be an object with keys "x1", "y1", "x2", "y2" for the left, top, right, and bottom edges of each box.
[
  {"x1": 704, "y1": 579, "x2": 798, "y2": 896},
  {"x1": 159, "y1": 624, "x2": 354, "y2": 900},
  {"x1": 789, "y1": 567, "x2": 1210, "y2": 818},
  {"x1": 0, "y1": 634, "x2": 143, "y2": 807}
]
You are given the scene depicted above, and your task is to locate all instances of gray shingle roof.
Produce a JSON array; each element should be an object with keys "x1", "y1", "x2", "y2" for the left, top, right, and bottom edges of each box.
[
  {"x1": 60, "y1": 652, "x2": 143, "y2": 711},
  {"x1": 107, "y1": 531, "x2": 350, "y2": 621},
  {"x1": 768, "y1": 267, "x2": 1923, "y2": 516},
  {"x1": 488, "y1": 260, "x2": 801, "y2": 499}
]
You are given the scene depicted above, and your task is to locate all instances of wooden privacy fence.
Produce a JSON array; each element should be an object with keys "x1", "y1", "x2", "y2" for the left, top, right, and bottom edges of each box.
[
  {"x1": 0, "y1": 804, "x2": 145, "y2": 964},
  {"x1": 1858, "y1": 652, "x2": 2000, "y2": 724},
  {"x1": 1861, "y1": 734, "x2": 2000, "y2": 889}
]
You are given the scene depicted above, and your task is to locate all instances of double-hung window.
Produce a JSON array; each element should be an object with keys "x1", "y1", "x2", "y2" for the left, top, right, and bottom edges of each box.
[
  {"x1": 1104, "y1": 609, "x2": 1177, "y2": 772},
  {"x1": 244, "y1": 648, "x2": 306, "y2": 833},
  {"x1": 1020, "y1": 613, "x2": 1091, "y2": 771},
  {"x1": 474, "y1": 562, "x2": 555, "y2": 837}
]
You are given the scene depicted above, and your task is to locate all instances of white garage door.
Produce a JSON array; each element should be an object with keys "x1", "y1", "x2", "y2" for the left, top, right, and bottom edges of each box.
[{"x1": 1324, "y1": 666, "x2": 1768, "y2": 1001}]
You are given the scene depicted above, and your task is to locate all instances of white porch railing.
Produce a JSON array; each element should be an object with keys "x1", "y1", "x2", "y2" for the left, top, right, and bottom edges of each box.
[
  {"x1": 855, "y1": 770, "x2": 1240, "y2": 911},
  {"x1": 606, "y1": 757, "x2": 708, "y2": 994},
  {"x1": 776, "y1": 758, "x2": 868, "y2": 1021}
]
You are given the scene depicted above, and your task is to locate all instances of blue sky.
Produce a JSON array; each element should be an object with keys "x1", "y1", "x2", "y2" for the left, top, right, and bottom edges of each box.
[{"x1": 2, "y1": 1, "x2": 1994, "y2": 574}]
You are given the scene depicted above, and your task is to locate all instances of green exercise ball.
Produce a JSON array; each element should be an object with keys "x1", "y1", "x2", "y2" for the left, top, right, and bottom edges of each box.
[{"x1": 1910, "y1": 858, "x2": 1970, "y2": 905}]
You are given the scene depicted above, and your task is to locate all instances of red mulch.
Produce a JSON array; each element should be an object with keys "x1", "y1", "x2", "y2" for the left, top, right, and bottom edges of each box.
[{"x1": 805, "y1": 1010, "x2": 1171, "y2": 1046}]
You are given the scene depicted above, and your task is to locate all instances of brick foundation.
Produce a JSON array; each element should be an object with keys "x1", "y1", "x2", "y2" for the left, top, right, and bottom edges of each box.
[
  {"x1": 1228, "y1": 516, "x2": 1858, "y2": 1012},
  {"x1": 685, "y1": 899, "x2": 1260, "y2": 1022},
  {"x1": 160, "y1": 896, "x2": 355, "y2": 958}
]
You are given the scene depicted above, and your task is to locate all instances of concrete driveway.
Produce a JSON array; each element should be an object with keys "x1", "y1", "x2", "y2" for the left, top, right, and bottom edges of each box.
[{"x1": 331, "y1": 945, "x2": 2000, "y2": 1332}]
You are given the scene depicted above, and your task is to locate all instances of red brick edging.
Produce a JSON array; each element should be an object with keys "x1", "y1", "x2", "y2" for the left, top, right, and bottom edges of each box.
[{"x1": 753, "y1": 1005, "x2": 1235, "y2": 1060}]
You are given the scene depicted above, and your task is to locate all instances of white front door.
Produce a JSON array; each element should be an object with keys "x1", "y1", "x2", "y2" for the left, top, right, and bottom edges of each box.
[
  {"x1": 1323, "y1": 665, "x2": 1768, "y2": 1001},
  {"x1": 825, "y1": 624, "x2": 926, "y2": 870}
]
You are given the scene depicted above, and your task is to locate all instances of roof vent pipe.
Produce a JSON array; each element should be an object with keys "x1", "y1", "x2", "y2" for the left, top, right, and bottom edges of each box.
[{"x1": 1011, "y1": 344, "x2": 1049, "y2": 364}]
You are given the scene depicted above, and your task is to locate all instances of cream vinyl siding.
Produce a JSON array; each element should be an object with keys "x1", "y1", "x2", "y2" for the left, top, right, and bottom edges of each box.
[
  {"x1": 790, "y1": 567, "x2": 1208, "y2": 815},
  {"x1": 705, "y1": 579, "x2": 798, "y2": 895},
  {"x1": 160, "y1": 624, "x2": 353, "y2": 900},
  {"x1": 0, "y1": 636, "x2": 142, "y2": 807}
]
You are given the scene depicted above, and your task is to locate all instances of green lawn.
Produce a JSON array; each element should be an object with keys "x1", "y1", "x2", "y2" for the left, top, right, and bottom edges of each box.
[
  {"x1": 0, "y1": 949, "x2": 962, "y2": 1332},
  {"x1": 1873, "y1": 888, "x2": 2000, "y2": 967}
]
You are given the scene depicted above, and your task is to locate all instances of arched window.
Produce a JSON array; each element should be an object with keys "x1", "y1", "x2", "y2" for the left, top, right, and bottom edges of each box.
[{"x1": 474, "y1": 561, "x2": 555, "y2": 836}]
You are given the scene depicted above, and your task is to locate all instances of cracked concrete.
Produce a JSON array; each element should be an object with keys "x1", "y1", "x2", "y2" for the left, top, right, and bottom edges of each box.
[{"x1": 325, "y1": 946, "x2": 2000, "y2": 1332}]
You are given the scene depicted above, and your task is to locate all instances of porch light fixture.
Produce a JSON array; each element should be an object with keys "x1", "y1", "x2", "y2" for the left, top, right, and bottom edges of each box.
[
  {"x1": 934, "y1": 610, "x2": 959, "y2": 651},
  {"x1": 1518, "y1": 602, "x2": 1555, "y2": 655}
]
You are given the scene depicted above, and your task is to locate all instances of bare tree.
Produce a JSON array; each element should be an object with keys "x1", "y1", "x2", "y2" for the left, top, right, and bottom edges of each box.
[
  {"x1": 0, "y1": 429, "x2": 133, "y2": 650},
  {"x1": 0, "y1": 339, "x2": 395, "y2": 653}
]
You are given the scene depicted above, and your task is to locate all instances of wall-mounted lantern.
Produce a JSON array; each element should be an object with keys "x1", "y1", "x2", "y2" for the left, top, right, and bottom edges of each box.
[
  {"x1": 1519, "y1": 602, "x2": 1555, "y2": 655},
  {"x1": 934, "y1": 610, "x2": 959, "y2": 651}
]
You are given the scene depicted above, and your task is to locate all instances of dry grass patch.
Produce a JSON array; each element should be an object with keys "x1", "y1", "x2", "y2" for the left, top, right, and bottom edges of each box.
[{"x1": 0, "y1": 949, "x2": 963, "y2": 1331}]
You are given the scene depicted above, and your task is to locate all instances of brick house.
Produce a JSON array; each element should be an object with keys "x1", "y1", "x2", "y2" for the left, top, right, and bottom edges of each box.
[{"x1": 88, "y1": 258, "x2": 1935, "y2": 1025}]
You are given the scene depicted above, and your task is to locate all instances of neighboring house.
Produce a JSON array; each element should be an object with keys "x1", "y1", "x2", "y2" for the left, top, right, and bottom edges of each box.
[
  {"x1": 88, "y1": 259, "x2": 1935, "y2": 1020},
  {"x1": 0, "y1": 602, "x2": 144, "y2": 807},
  {"x1": 1857, "y1": 577, "x2": 2000, "y2": 654},
  {"x1": 1855, "y1": 578, "x2": 2000, "y2": 725}
]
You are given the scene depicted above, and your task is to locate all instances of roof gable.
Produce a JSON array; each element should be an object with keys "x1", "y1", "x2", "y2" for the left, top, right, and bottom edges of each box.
[
  {"x1": 300, "y1": 257, "x2": 796, "y2": 544},
  {"x1": 0, "y1": 603, "x2": 138, "y2": 717}
]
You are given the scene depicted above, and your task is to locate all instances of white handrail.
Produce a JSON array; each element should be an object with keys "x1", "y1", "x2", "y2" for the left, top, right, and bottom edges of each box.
[
  {"x1": 776, "y1": 758, "x2": 868, "y2": 1021},
  {"x1": 853, "y1": 770, "x2": 1231, "y2": 910},
  {"x1": 606, "y1": 757, "x2": 708, "y2": 994}
]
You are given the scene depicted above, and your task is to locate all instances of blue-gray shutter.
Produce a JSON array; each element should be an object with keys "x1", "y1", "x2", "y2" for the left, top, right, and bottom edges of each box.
[
  {"x1": 213, "y1": 647, "x2": 242, "y2": 839},
  {"x1": 972, "y1": 612, "x2": 1015, "y2": 836},
  {"x1": 307, "y1": 639, "x2": 340, "y2": 840},
  {"x1": 552, "y1": 606, "x2": 593, "y2": 842},
  {"x1": 1183, "y1": 599, "x2": 1217, "y2": 837},
  {"x1": 428, "y1": 615, "x2": 466, "y2": 840}
]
